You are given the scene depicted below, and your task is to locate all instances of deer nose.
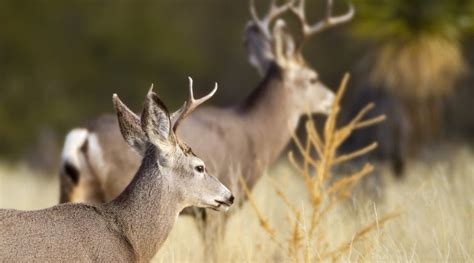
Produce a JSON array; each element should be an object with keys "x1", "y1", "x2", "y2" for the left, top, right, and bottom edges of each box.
[{"x1": 229, "y1": 195, "x2": 235, "y2": 204}]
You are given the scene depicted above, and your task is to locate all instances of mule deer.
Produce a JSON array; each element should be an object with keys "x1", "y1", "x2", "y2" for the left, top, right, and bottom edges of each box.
[
  {"x1": 340, "y1": 84, "x2": 412, "y2": 199},
  {"x1": 59, "y1": 0, "x2": 354, "y2": 248},
  {"x1": 1, "y1": 84, "x2": 233, "y2": 261}
]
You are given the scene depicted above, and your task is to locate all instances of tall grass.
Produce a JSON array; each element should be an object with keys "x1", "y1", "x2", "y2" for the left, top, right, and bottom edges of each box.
[
  {"x1": 0, "y1": 75, "x2": 472, "y2": 261},
  {"x1": 0, "y1": 162, "x2": 58, "y2": 210},
  {"x1": 1, "y1": 146, "x2": 472, "y2": 262}
]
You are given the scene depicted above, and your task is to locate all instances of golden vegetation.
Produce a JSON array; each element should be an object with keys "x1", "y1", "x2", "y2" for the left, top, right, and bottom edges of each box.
[
  {"x1": 240, "y1": 74, "x2": 400, "y2": 262},
  {"x1": 1, "y1": 75, "x2": 472, "y2": 262},
  {"x1": 1, "y1": 138, "x2": 473, "y2": 262},
  {"x1": 182, "y1": 144, "x2": 471, "y2": 262}
]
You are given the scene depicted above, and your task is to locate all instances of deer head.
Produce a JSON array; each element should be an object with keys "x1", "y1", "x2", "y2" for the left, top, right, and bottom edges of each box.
[
  {"x1": 112, "y1": 79, "x2": 233, "y2": 211},
  {"x1": 245, "y1": 0, "x2": 354, "y2": 114}
]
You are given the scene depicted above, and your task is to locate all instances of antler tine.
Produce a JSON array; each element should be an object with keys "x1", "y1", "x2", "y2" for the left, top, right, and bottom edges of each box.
[
  {"x1": 172, "y1": 77, "x2": 218, "y2": 133},
  {"x1": 250, "y1": 0, "x2": 293, "y2": 39},
  {"x1": 291, "y1": 0, "x2": 354, "y2": 38},
  {"x1": 186, "y1": 77, "x2": 218, "y2": 111}
]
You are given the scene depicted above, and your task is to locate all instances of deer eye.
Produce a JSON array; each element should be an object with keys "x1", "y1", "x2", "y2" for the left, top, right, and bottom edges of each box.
[{"x1": 195, "y1": 165, "x2": 205, "y2": 173}]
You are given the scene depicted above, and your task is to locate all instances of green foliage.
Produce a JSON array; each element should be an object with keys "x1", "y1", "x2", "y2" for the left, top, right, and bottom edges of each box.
[
  {"x1": 350, "y1": 0, "x2": 473, "y2": 142},
  {"x1": 0, "y1": 0, "x2": 252, "y2": 158},
  {"x1": 350, "y1": 0, "x2": 472, "y2": 98},
  {"x1": 352, "y1": 0, "x2": 474, "y2": 41},
  {"x1": 0, "y1": 0, "x2": 472, "y2": 160}
]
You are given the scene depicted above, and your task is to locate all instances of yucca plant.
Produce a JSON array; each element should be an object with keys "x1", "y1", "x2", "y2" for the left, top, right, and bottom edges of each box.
[
  {"x1": 353, "y1": 0, "x2": 472, "y2": 97},
  {"x1": 351, "y1": 0, "x2": 473, "y2": 139}
]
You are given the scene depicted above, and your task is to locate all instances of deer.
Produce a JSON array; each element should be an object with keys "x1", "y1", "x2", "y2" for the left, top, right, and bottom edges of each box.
[
  {"x1": 59, "y1": 0, "x2": 354, "y2": 251},
  {"x1": 1, "y1": 84, "x2": 234, "y2": 262},
  {"x1": 340, "y1": 83, "x2": 412, "y2": 199}
]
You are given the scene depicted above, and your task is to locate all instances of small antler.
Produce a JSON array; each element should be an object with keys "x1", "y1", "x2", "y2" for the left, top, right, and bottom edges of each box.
[
  {"x1": 171, "y1": 77, "x2": 218, "y2": 133},
  {"x1": 291, "y1": 0, "x2": 354, "y2": 39},
  {"x1": 249, "y1": 0, "x2": 293, "y2": 39}
]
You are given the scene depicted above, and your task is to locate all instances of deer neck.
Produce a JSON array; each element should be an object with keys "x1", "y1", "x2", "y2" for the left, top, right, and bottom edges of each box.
[
  {"x1": 237, "y1": 63, "x2": 301, "y2": 165},
  {"x1": 107, "y1": 147, "x2": 182, "y2": 261}
]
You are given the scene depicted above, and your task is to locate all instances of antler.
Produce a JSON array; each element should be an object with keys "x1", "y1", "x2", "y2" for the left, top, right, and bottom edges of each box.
[
  {"x1": 249, "y1": 0, "x2": 293, "y2": 39},
  {"x1": 171, "y1": 77, "x2": 218, "y2": 133},
  {"x1": 290, "y1": 0, "x2": 354, "y2": 39}
]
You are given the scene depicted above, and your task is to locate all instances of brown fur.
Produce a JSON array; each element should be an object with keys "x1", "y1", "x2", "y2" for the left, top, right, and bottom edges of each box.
[
  {"x1": 59, "y1": 0, "x2": 352, "y2": 254},
  {"x1": 2, "y1": 91, "x2": 232, "y2": 262},
  {"x1": 60, "y1": 63, "x2": 323, "y2": 202},
  {"x1": 2, "y1": 148, "x2": 180, "y2": 262}
]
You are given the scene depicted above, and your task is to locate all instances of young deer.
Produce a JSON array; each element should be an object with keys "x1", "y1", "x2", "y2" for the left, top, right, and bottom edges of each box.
[
  {"x1": 1, "y1": 85, "x2": 233, "y2": 261},
  {"x1": 59, "y1": 0, "x2": 353, "y2": 248}
]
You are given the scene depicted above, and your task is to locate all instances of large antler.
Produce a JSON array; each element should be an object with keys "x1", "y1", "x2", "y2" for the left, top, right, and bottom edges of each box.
[
  {"x1": 171, "y1": 77, "x2": 218, "y2": 133},
  {"x1": 246, "y1": 0, "x2": 294, "y2": 75},
  {"x1": 291, "y1": 0, "x2": 354, "y2": 39},
  {"x1": 249, "y1": 0, "x2": 293, "y2": 40}
]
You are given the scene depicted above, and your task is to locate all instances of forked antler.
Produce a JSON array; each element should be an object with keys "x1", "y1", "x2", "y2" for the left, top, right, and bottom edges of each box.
[
  {"x1": 249, "y1": 0, "x2": 294, "y2": 39},
  {"x1": 171, "y1": 77, "x2": 218, "y2": 133},
  {"x1": 290, "y1": 0, "x2": 354, "y2": 39}
]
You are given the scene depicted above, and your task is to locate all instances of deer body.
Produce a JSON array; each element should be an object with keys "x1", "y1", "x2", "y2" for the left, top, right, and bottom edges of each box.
[
  {"x1": 180, "y1": 64, "x2": 314, "y2": 190},
  {"x1": 2, "y1": 86, "x2": 233, "y2": 262},
  {"x1": 2, "y1": 153, "x2": 186, "y2": 262},
  {"x1": 1, "y1": 204, "x2": 136, "y2": 261},
  {"x1": 59, "y1": 0, "x2": 353, "y2": 253},
  {"x1": 61, "y1": 62, "x2": 331, "y2": 203}
]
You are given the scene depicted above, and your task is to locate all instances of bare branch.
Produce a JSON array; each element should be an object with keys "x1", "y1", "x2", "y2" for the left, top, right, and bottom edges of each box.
[
  {"x1": 333, "y1": 142, "x2": 378, "y2": 165},
  {"x1": 354, "y1": 115, "x2": 386, "y2": 130}
]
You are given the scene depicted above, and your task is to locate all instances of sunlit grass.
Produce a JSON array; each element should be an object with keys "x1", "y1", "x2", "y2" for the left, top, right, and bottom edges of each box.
[
  {"x1": 0, "y1": 162, "x2": 58, "y2": 210},
  {"x1": 1, "y1": 147, "x2": 472, "y2": 262},
  {"x1": 157, "y1": 146, "x2": 473, "y2": 262}
]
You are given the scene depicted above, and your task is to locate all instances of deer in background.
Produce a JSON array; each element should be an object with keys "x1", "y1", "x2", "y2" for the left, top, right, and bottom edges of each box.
[
  {"x1": 59, "y1": 0, "x2": 354, "y2": 251},
  {"x1": 1, "y1": 84, "x2": 233, "y2": 261},
  {"x1": 340, "y1": 84, "x2": 412, "y2": 199}
]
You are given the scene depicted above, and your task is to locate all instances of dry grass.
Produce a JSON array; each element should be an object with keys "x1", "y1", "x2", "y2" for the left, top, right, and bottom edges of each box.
[
  {"x1": 0, "y1": 75, "x2": 472, "y2": 261},
  {"x1": 0, "y1": 162, "x2": 58, "y2": 210},
  {"x1": 0, "y1": 146, "x2": 472, "y2": 262}
]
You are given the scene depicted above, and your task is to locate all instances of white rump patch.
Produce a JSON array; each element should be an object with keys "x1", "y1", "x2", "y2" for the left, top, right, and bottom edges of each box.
[
  {"x1": 87, "y1": 133, "x2": 107, "y2": 182},
  {"x1": 61, "y1": 128, "x2": 89, "y2": 168}
]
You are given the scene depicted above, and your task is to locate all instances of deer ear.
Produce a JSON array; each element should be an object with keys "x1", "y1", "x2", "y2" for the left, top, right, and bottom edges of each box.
[
  {"x1": 244, "y1": 22, "x2": 275, "y2": 76},
  {"x1": 141, "y1": 89, "x2": 173, "y2": 148},
  {"x1": 272, "y1": 19, "x2": 295, "y2": 64},
  {"x1": 113, "y1": 94, "x2": 147, "y2": 155}
]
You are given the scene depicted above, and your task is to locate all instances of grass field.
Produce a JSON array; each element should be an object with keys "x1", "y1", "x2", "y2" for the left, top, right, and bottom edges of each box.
[{"x1": 0, "y1": 143, "x2": 472, "y2": 262}]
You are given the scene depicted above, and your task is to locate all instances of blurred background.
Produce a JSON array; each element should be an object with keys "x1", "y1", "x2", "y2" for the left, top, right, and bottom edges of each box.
[
  {"x1": 0, "y1": 0, "x2": 473, "y2": 170},
  {"x1": 1, "y1": 1, "x2": 473, "y2": 261}
]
